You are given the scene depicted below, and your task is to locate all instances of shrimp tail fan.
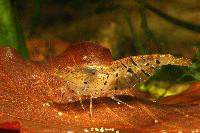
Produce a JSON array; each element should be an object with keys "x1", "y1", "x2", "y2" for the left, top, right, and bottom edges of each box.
[{"x1": 109, "y1": 54, "x2": 192, "y2": 89}]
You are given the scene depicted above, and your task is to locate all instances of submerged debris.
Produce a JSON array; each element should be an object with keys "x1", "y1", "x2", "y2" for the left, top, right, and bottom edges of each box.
[{"x1": 0, "y1": 42, "x2": 196, "y2": 132}]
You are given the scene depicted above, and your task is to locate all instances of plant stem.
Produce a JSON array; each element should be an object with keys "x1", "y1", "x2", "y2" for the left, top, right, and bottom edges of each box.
[
  {"x1": 138, "y1": 0, "x2": 157, "y2": 43},
  {"x1": 122, "y1": 8, "x2": 146, "y2": 54},
  {"x1": 30, "y1": 0, "x2": 42, "y2": 37},
  {"x1": 138, "y1": 0, "x2": 164, "y2": 53},
  {"x1": 145, "y1": 2, "x2": 200, "y2": 33}
]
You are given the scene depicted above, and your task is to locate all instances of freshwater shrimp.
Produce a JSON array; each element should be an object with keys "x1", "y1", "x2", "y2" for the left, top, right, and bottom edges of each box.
[{"x1": 52, "y1": 42, "x2": 192, "y2": 117}]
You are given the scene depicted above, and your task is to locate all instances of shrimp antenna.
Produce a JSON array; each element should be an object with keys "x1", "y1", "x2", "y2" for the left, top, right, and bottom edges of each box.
[
  {"x1": 111, "y1": 96, "x2": 134, "y2": 109},
  {"x1": 89, "y1": 96, "x2": 93, "y2": 118},
  {"x1": 79, "y1": 96, "x2": 86, "y2": 111}
]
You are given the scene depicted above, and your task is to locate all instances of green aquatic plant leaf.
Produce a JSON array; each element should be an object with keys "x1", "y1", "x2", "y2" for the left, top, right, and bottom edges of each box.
[{"x1": 0, "y1": 0, "x2": 29, "y2": 59}]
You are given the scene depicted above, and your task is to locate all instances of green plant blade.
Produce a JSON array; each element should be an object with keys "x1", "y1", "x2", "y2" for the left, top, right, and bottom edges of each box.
[{"x1": 0, "y1": 0, "x2": 29, "y2": 59}]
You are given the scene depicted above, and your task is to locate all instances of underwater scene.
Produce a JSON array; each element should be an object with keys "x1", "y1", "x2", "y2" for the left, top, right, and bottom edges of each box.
[{"x1": 0, "y1": 0, "x2": 200, "y2": 132}]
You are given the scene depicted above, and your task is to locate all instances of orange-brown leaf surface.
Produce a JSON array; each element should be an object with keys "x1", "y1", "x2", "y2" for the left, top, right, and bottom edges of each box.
[
  {"x1": 161, "y1": 83, "x2": 200, "y2": 104},
  {"x1": 0, "y1": 42, "x2": 199, "y2": 133}
]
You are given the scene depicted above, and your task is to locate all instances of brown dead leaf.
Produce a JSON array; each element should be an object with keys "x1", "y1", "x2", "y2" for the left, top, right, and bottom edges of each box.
[
  {"x1": 0, "y1": 42, "x2": 200, "y2": 133},
  {"x1": 161, "y1": 83, "x2": 200, "y2": 104}
]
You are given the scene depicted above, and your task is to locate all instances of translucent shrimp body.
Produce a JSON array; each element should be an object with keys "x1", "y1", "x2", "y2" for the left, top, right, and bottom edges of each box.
[
  {"x1": 55, "y1": 54, "x2": 191, "y2": 99},
  {"x1": 52, "y1": 42, "x2": 191, "y2": 117}
]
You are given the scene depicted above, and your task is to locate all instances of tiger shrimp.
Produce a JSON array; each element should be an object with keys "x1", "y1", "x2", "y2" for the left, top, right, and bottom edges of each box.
[{"x1": 50, "y1": 42, "x2": 192, "y2": 117}]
